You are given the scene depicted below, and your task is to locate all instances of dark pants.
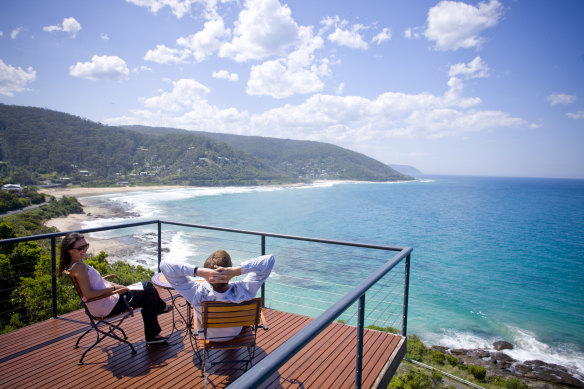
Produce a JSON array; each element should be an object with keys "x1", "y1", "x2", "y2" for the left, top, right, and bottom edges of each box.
[{"x1": 108, "y1": 281, "x2": 166, "y2": 341}]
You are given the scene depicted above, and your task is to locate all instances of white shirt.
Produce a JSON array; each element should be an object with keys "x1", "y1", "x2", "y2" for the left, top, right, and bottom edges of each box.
[{"x1": 160, "y1": 254, "x2": 275, "y2": 340}]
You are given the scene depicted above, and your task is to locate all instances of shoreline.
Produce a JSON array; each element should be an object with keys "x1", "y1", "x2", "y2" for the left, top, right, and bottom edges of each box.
[{"x1": 40, "y1": 185, "x2": 186, "y2": 261}]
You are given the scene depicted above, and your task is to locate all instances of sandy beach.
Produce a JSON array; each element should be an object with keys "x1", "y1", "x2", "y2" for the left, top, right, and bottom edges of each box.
[{"x1": 40, "y1": 185, "x2": 186, "y2": 261}]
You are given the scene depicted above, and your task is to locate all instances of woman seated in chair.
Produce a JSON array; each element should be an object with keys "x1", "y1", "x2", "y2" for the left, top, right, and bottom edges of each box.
[{"x1": 59, "y1": 232, "x2": 171, "y2": 344}]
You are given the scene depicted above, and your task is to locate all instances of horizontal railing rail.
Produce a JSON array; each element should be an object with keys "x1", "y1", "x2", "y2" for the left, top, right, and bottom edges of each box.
[{"x1": 0, "y1": 219, "x2": 411, "y2": 389}]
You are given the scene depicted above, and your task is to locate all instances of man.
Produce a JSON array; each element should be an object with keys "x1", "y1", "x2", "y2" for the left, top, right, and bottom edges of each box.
[{"x1": 160, "y1": 250, "x2": 275, "y2": 340}]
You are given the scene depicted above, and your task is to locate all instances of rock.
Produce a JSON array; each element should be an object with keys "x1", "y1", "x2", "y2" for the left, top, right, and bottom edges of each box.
[
  {"x1": 493, "y1": 340, "x2": 514, "y2": 350},
  {"x1": 512, "y1": 360, "x2": 584, "y2": 388},
  {"x1": 431, "y1": 345, "x2": 449, "y2": 353},
  {"x1": 450, "y1": 348, "x2": 468, "y2": 355}
]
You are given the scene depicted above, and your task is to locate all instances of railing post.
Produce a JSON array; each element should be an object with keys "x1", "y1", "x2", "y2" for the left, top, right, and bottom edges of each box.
[
  {"x1": 157, "y1": 221, "x2": 162, "y2": 271},
  {"x1": 51, "y1": 237, "x2": 58, "y2": 318},
  {"x1": 355, "y1": 293, "x2": 365, "y2": 389},
  {"x1": 402, "y1": 253, "x2": 410, "y2": 337},
  {"x1": 261, "y1": 234, "x2": 266, "y2": 306}
]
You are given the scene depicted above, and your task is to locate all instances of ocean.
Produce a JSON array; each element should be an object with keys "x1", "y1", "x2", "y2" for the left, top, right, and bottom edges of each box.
[{"x1": 79, "y1": 175, "x2": 584, "y2": 374}]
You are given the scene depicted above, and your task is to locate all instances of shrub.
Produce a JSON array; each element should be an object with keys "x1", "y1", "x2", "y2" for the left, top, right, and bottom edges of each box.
[
  {"x1": 406, "y1": 335, "x2": 427, "y2": 361},
  {"x1": 490, "y1": 376, "x2": 507, "y2": 386},
  {"x1": 390, "y1": 368, "x2": 432, "y2": 389},
  {"x1": 505, "y1": 377, "x2": 528, "y2": 389},
  {"x1": 467, "y1": 365, "x2": 486, "y2": 381},
  {"x1": 366, "y1": 324, "x2": 399, "y2": 334},
  {"x1": 445, "y1": 354, "x2": 460, "y2": 367},
  {"x1": 429, "y1": 350, "x2": 446, "y2": 365}
]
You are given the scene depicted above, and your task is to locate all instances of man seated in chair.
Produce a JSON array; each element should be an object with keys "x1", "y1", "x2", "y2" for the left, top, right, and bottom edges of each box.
[{"x1": 160, "y1": 250, "x2": 275, "y2": 341}]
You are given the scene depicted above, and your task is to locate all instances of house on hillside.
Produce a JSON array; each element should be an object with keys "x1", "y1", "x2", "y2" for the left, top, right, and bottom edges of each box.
[{"x1": 1, "y1": 184, "x2": 22, "y2": 192}]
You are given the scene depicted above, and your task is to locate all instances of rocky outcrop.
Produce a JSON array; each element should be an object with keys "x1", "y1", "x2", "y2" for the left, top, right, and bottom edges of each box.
[{"x1": 434, "y1": 341, "x2": 584, "y2": 389}]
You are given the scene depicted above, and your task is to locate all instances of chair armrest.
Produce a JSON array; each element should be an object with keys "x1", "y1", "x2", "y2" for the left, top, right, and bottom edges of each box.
[{"x1": 103, "y1": 274, "x2": 118, "y2": 280}]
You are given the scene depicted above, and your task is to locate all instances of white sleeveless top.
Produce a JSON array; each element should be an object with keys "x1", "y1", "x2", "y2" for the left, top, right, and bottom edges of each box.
[{"x1": 69, "y1": 262, "x2": 119, "y2": 317}]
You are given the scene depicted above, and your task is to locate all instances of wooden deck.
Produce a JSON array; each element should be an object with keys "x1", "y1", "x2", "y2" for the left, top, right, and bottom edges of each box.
[{"x1": 0, "y1": 297, "x2": 406, "y2": 388}]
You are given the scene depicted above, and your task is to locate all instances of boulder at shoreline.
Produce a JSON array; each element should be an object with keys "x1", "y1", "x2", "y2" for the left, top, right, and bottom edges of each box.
[{"x1": 438, "y1": 341, "x2": 584, "y2": 389}]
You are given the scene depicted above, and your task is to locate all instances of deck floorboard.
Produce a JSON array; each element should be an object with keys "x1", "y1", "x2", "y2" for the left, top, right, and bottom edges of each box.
[{"x1": 0, "y1": 301, "x2": 405, "y2": 388}]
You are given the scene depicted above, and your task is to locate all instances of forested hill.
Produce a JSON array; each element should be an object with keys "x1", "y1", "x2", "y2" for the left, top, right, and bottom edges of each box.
[
  {"x1": 123, "y1": 125, "x2": 411, "y2": 182},
  {"x1": 0, "y1": 104, "x2": 412, "y2": 187}
]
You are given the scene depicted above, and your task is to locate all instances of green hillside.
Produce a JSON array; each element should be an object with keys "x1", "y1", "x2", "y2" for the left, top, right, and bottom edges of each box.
[
  {"x1": 124, "y1": 125, "x2": 412, "y2": 182},
  {"x1": 0, "y1": 104, "x2": 412, "y2": 187}
]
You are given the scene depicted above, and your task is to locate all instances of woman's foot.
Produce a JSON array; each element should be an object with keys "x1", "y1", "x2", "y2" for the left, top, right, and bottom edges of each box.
[
  {"x1": 159, "y1": 304, "x2": 172, "y2": 314},
  {"x1": 146, "y1": 335, "x2": 168, "y2": 344}
]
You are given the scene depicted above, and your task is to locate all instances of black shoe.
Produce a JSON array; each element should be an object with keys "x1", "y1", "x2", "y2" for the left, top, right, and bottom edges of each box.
[{"x1": 146, "y1": 336, "x2": 169, "y2": 345}]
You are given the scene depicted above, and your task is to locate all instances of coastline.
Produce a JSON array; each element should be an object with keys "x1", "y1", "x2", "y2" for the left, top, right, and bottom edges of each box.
[{"x1": 40, "y1": 185, "x2": 186, "y2": 260}]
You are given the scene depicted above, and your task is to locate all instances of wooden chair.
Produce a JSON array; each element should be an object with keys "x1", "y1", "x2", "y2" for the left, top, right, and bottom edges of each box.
[
  {"x1": 64, "y1": 270, "x2": 138, "y2": 365},
  {"x1": 193, "y1": 297, "x2": 268, "y2": 381}
]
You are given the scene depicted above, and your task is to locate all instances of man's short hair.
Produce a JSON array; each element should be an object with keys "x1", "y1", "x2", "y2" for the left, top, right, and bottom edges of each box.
[{"x1": 204, "y1": 250, "x2": 232, "y2": 269}]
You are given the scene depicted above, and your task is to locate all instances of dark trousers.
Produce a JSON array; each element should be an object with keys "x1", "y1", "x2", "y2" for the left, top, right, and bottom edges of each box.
[{"x1": 109, "y1": 281, "x2": 166, "y2": 341}]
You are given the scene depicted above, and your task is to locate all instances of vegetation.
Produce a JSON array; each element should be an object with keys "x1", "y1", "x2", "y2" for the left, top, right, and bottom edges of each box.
[
  {"x1": 0, "y1": 104, "x2": 412, "y2": 188},
  {"x1": 0, "y1": 187, "x2": 45, "y2": 213},
  {"x1": 0, "y1": 199, "x2": 154, "y2": 334},
  {"x1": 384, "y1": 333, "x2": 530, "y2": 389}
]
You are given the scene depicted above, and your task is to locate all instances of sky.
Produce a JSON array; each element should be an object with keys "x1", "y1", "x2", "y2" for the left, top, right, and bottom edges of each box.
[{"x1": 1, "y1": 0, "x2": 583, "y2": 179}]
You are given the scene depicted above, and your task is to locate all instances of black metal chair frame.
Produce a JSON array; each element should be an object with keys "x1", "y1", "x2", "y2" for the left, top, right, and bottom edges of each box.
[{"x1": 64, "y1": 270, "x2": 139, "y2": 365}]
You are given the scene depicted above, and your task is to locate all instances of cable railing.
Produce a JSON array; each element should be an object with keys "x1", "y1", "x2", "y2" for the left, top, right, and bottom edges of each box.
[{"x1": 0, "y1": 219, "x2": 411, "y2": 389}]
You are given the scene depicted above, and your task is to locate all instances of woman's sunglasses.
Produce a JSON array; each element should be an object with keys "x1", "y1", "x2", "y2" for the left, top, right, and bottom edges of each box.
[{"x1": 71, "y1": 243, "x2": 90, "y2": 251}]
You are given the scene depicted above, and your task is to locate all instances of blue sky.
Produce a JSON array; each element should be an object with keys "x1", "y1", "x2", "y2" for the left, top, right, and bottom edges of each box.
[{"x1": 1, "y1": 0, "x2": 583, "y2": 178}]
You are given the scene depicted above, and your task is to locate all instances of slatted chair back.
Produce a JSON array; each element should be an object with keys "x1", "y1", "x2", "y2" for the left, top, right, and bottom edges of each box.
[
  {"x1": 64, "y1": 269, "x2": 137, "y2": 364},
  {"x1": 194, "y1": 297, "x2": 266, "y2": 381}
]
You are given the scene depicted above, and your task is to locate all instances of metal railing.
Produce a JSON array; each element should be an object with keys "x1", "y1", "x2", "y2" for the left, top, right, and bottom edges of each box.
[{"x1": 0, "y1": 220, "x2": 411, "y2": 389}]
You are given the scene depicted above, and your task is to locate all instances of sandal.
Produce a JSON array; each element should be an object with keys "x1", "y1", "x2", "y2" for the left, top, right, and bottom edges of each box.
[
  {"x1": 146, "y1": 335, "x2": 169, "y2": 344},
  {"x1": 160, "y1": 304, "x2": 173, "y2": 314}
]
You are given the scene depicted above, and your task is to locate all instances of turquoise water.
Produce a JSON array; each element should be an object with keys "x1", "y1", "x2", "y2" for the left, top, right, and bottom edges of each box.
[{"x1": 82, "y1": 176, "x2": 584, "y2": 373}]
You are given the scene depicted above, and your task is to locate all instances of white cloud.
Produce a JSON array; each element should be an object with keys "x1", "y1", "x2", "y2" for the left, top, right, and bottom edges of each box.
[
  {"x1": 404, "y1": 28, "x2": 418, "y2": 39},
  {"x1": 566, "y1": 110, "x2": 584, "y2": 120},
  {"x1": 0, "y1": 32, "x2": 4, "y2": 37},
  {"x1": 177, "y1": 16, "x2": 231, "y2": 62},
  {"x1": 101, "y1": 33, "x2": 110, "y2": 40},
  {"x1": 43, "y1": 17, "x2": 82, "y2": 38},
  {"x1": 212, "y1": 70, "x2": 239, "y2": 81},
  {"x1": 326, "y1": 19, "x2": 368, "y2": 50},
  {"x1": 546, "y1": 93, "x2": 576, "y2": 106},
  {"x1": 371, "y1": 28, "x2": 391, "y2": 45},
  {"x1": 246, "y1": 26, "x2": 329, "y2": 98},
  {"x1": 144, "y1": 44, "x2": 190, "y2": 64},
  {"x1": 125, "y1": 0, "x2": 199, "y2": 19},
  {"x1": 219, "y1": 0, "x2": 300, "y2": 62},
  {"x1": 107, "y1": 65, "x2": 528, "y2": 144},
  {"x1": 69, "y1": 55, "x2": 130, "y2": 81},
  {"x1": 449, "y1": 56, "x2": 490, "y2": 79},
  {"x1": 11, "y1": 27, "x2": 23, "y2": 39},
  {"x1": 424, "y1": 0, "x2": 503, "y2": 51},
  {"x1": 0, "y1": 59, "x2": 36, "y2": 96},
  {"x1": 141, "y1": 78, "x2": 210, "y2": 111}
]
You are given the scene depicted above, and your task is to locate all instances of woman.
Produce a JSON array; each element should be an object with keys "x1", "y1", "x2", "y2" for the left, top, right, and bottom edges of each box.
[{"x1": 59, "y1": 232, "x2": 171, "y2": 344}]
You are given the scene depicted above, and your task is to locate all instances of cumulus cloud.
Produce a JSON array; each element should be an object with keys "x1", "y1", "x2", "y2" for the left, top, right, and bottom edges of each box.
[
  {"x1": 371, "y1": 28, "x2": 391, "y2": 45},
  {"x1": 43, "y1": 17, "x2": 82, "y2": 38},
  {"x1": 125, "y1": 0, "x2": 199, "y2": 18},
  {"x1": 141, "y1": 78, "x2": 210, "y2": 111},
  {"x1": 246, "y1": 26, "x2": 329, "y2": 98},
  {"x1": 106, "y1": 63, "x2": 528, "y2": 143},
  {"x1": 0, "y1": 59, "x2": 36, "y2": 96},
  {"x1": 546, "y1": 93, "x2": 576, "y2": 106},
  {"x1": 404, "y1": 27, "x2": 420, "y2": 39},
  {"x1": 212, "y1": 70, "x2": 239, "y2": 81},
  {"x1": 566, "y1": 110, "x2": 584, "y2": 120},
  {"x1": 177, "y1": 16, "x2": 231, "y2": 62},
  {"x1": 219, "y1": 0, "x2": 300, "y2": 62},
  {"x1": 144, "y1": 44, "x2": 190, "y2": 64},
  {"x1": 323, "y1": 16, "x2": 368, "y2": 50},
  {"x1": 449, "y1": 56, "x2": 490, "y2": 79},
  {"x1": 424, "y1": 0, "x2": 503, "y2": 51},
  {"x1": 101, "y1": 33, "x2": 110, "y2": 40},
  {"x1": 69, "y1": 55, "x2": 130, "y2": 81}
]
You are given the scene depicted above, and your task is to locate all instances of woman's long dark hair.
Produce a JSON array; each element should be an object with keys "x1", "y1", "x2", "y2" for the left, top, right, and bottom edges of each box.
[{"x1": 58, "y1": 232, "x2": 85, "y2": 276}]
